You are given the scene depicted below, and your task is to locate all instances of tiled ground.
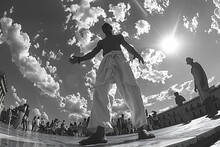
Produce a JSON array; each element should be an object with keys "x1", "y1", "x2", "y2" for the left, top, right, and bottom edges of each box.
[{"x1": 0, "y1": 113, "x2": 220, "y2": 147}]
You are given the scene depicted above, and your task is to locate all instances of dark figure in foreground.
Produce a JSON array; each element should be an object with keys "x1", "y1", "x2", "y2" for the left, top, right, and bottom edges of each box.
[
  {"x1": 174, "y1": 92, "x2": 191, "y2": 124},
  {"x1": 186, "y1": 57, "x2": 218, "y2": 118},
  {"x1": 69, "y1": 23, "x2": 155, "y2": 145}
]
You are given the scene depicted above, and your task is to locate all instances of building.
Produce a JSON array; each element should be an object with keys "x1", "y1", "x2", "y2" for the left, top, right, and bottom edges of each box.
[
  {"x1": 0, "y1": 72, "x2": 7, "y2": 113},
  {"x1": 157, "y1": 85, "x2": 220, "y2": 128}
]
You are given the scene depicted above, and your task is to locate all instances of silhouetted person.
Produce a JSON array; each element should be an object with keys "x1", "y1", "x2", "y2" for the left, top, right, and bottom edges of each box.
[
  {"x1": 152, "y1": 111, "x2": 159, "y2": 129},
  {"x1": 14, "y1": 104, "x2": 27, "y2": 129},
  {"x1": 174, "y1": 92, "x2": 191, "y2": 124},
  {"x1": 7, "y1": 107, "x2": 12, "y2": 126},
  {"x1": 33, "y1": 116, "x2": 40, "y2": 132},
  {"x1": 22, "y1": 104, "x2": 30, "y2": 131},
  {"x1": 186, "y1": 57, "x2": 218, "y2": 118},
  {"x1": 32, "y1": 116, "x2": 36, "y2": 131},
  {"x1": 69, "y1": 23, "x2": 155, "y2": 145},
  {"x1": 0, "y1": 108, "x2": 7, "y2": 123},
  {"x1": 116, "y1": 118, "x2": 122, "y2": 135}
]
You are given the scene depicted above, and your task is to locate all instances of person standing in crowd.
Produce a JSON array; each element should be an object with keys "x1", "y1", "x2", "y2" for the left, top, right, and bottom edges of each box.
[
  {"x1": 22, "y1": 104, "x2": 30, "y2": 131},
  {"x1": 7, "y1": 107, "x2": 12, "y2": 127},
  {"x1": 14, "y1": 104, "x2": 27, "y2": 129},
  {"x1": 69, "y1": 23, "x2": 155, "y2": 145},
  {"x1": 147, "y1": 115, "x2": 153, "y2": 131},
  {"x1": 77, "y1": 122, "x2": 83, "y2": 137},
  {"x1": 33, "y1": 116, "x2": 40, "y2": 132},
  {"x1": 32, "y1": 116, "x2": 36, "y2": 131},
  {"x1": 127, "y1": 118, "x2": 132, "y2": 134},
  {"x1": 120, "y1": 114, "x2": 125, "y2": 134},
  {"x1": 82, "y1": 118, "x2": 87, "y2": 136},
  {"x1": 116, "y1": 118, "x2": 122, "y2": 135},
  {"x1": 152, "y1": 111, "x2": 159, "y2": 129},
  {"x1": 186, "y1": 57, "x2": 218, "y2": 118},
  {"x1": 174, "y1": 92, "x2": 191, "y2": 124},
  {"x1": 60, "y1": 120, "x2": 66, "y2": 135}
]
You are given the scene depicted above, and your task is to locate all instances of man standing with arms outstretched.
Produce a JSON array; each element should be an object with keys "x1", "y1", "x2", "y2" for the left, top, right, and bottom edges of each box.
[
  {"x1": 69, "y1": 23, "x2": 155, "y2": 145},
  {"x1": 186, "y1": 57, "x2": 218, "y2": 118}
]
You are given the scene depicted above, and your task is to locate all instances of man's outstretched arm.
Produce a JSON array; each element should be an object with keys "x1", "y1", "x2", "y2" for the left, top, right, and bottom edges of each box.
[
  {"x1": 69, "y1": 41, "x2": 102, "y2": 64},
  {"x1": 119, "y1": 35, "x2": 144, "y2": 64}
]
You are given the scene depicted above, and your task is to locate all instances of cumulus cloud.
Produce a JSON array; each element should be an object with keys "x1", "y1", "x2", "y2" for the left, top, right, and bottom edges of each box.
[
  {"x1": 48, "y1": 50, "x2": 63, "y2": 61},
  {"x1": 32, "y1": 108, "x2": 41, "y2": 117},
  {"x1": 112, "y1": 99, "x2": 128, "y2": 113},
  {"x1": 209, "y1": 0, "x2": 220, "y2": 34},
  {"x1": 159, "y1": 105, "x2": 173, "y2": 113},
  {"x1": 134, "y1": 20, "x2": 151, "y2": 38},
  {"x1": 130, "y1": 48, "x2": 172, "y2": 84},
  {"x1": 75, "y1": 29, "x2": 101, "y2": 54},
  {"x1": 64, "y1": 0, "x2": 106, "y2": 31},
  {"x1": 33, "y1": 43, "x2": 40, "y2": 49},
  {"x1": 68, "y1": 112, "x2": 89, "y2": 122},
  {"x1": 67, "y1": 36, "x2": 76, "y2": 45},
  {"x1": 61, "y1": 93, "x2": 88, "y2": 121},
  {"x1": 183, "y1": 13, "x2": 199, "y2": 35},
  {"x1": 143, "y1": 0, "x2": 170, "y2": 14},
  {"x1": 122, "y1": 31, "x2": 129, "y2": 37},
  {"x1": 11, "y1": 86, "x2": 27, "y2": 106},
  {"x1": 45, "y1": 61, "x2": 57, "y2": 75},
  {"x1": 42, "y1": 112, "x2": 49, "y2": 122},
  {"x1": 0, "y1": 17, "x2": 60, "y2": 97},
  {"x1": 109, "y1": 2, "x2": 131, "y2": 22}
]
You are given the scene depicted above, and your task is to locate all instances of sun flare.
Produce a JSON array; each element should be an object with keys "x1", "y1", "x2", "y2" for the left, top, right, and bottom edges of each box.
[{"x1": 161, "y1": 36, "x2": 179, "y2": 54}]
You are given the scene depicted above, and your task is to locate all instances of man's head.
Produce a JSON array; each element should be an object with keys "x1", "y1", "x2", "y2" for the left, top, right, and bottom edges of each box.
[
  {"x1": 174, "y1": 92, "x2": 179, "y2": 96},
  {"x1": 102, "y1": 23, "x2": 112, "y2": 34},
  {"x1": 186, "y1": 57, "x2": 193, "y2": 65}
]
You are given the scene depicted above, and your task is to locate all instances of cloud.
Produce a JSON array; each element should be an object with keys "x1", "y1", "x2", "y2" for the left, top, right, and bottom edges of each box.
[
  {"x1": 32, "y1": 108, "x2": 41, "y2": 117},
  {"x1": 142, "y1": 94, "x2": 155, "y2": 107},
  {"x1": 48, "y1": 50, "x2": 63, "y2": 61},
  {"x1": 75, "y1": 29, "x2": 102, "y2": 55},
  {"x1": 68, "y1": 112, "x2": 89, "y2": 122},
  {"x1": 159, "y1": 105, "x2": 174, "y2": 113},
  {"x1": 109, "y1": 2, "x2": 131, "y2": 22},
  {"x1": 209, "y1": 0, "x2": 220, "y2": 34},
  {"x1": 0, "y1": 17, "x2": 60, "y2": 97},
  {"x1": 122, "y1": 31, "x2": 129, "y2": 37},
  {"x1": 64, "y1": 0, "x2": 106, "y2": 31},
  {"x1": 45, "y1": 61, "x2": 57, "y2": 75},
  {"x1": 42, "y1": 112, "x2": 49, "y2": 122},
  {"x1": 67, "y1": 36, "x2": 76, "y2": 45},
  {"x1": 61, "y1": 93, "x2": 88, "y2": 115},
  {"x1": 143, "y1": 0, "x2": 169, "y2": 14},
  {"x1": 183, "y1": 13, "x2": 199, "y2": 35},
  {"x1": 11, "y1": 86, "x2": 27, "y2": 106},
  {"x1": 130, "y1": 48, "x2": 172, "y2": 84},
  {"x1": 134, "y1": 20, "x2": 151, "y2": 38}
]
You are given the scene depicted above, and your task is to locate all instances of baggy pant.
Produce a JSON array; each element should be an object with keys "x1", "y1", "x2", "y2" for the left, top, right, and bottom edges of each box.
[{"x1": 87, "y1": 51, "x2": 147, "y2": 133}]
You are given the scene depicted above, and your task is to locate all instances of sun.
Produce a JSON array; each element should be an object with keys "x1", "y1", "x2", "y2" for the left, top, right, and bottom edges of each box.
[{"x1": 160, "y1": 36, "x2": 179, "y2": 54}]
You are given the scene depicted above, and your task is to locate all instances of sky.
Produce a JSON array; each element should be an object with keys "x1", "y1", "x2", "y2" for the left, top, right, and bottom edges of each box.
[{"x1": 0, "y1": 0, "x2": 220, "y2": 125}]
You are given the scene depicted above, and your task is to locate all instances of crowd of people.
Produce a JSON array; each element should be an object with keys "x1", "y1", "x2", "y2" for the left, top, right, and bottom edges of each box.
[{"x1": 0, "y1": 104, "x2": 160, "y2": 137}]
